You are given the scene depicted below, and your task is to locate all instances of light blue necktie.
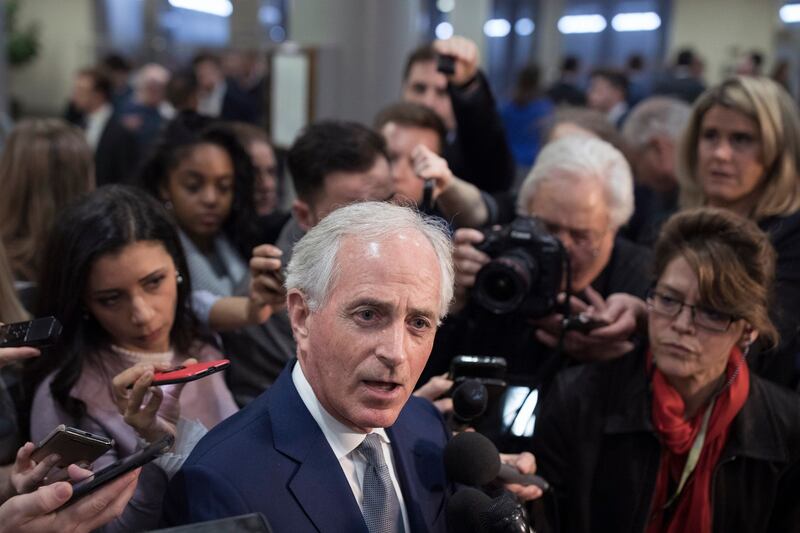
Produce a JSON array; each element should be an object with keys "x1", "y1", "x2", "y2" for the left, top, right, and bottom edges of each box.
[{"x1": 356, "y1": 433, "x2": 405, "y2": 533}]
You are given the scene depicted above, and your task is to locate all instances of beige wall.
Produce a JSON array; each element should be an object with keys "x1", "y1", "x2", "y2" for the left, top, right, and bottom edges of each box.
[
  {"x1": 10, "y1": 0, "x2": 97, "y2": 116},
  {"x1": 668, "y1": 0, "x2": 779, "y2": 85},
  {"x1": 448, "y1": 0, "x2": 490, "y2": 68}
]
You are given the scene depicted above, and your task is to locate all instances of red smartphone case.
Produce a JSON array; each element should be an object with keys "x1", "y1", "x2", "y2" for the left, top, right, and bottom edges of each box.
[{"x1": 151, "y1": 359, "x2": 231, "y2": 386}]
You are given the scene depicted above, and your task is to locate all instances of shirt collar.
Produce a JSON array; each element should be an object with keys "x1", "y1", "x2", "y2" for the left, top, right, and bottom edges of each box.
[{"x1": 292, "y1": 360, "x2": 390, "y2": 460}]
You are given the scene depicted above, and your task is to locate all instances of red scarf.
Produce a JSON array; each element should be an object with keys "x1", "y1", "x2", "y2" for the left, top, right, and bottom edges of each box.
[{"x1": 646, "y1": 347, "x2": 749, "y2": 533}]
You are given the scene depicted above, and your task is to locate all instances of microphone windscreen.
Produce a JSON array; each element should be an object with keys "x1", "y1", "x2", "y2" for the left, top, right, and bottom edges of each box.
[
  {"x1": 444, "y1": 431, "x2": 501, "y2": 486},
  {"x1": 446, "y1": 487, "x2": 491, "y2": 533},
  {"x1": 452, "y1": 379, "x2": 489, "y2": 421},
  {"x1": 479, "y1": 493, "x2": 529, "y2": 533}
]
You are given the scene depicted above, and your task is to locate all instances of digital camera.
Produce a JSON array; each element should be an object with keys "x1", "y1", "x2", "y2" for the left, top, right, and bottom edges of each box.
[{"x1": 473, "y1": 216, "x2": 565, "y2": 318}]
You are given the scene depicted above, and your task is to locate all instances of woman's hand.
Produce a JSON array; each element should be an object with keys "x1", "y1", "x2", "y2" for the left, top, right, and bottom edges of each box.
[
  {"x1": 111, "y1": 359, "x2": 196, "y2": 445},
  {"x1": 0, "y1": 346, "x2": 40, "y2": 369},
  {"x1": 5, "y1": 443, "x2": 61, "y2": 497}
]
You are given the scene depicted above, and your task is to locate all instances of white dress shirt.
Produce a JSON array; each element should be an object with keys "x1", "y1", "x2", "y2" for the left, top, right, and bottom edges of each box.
[
  {"x1": 292, "y1": 362, "x2": 410, "y2": 531},
  {"x1": 197, "y1": 80, "x2": 226, "y2": 118},
  {"x1": 85, "y1": 103, "x2": 113, "y2": 151}
]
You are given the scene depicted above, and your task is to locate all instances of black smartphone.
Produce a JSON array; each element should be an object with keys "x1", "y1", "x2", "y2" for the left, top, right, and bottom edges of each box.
[
  {"x1": 449, "y1": 355, "x2": 507, "y2": 386},
  {"x1": 437, "y1": 54, "x2": 456, "y2": 75},
  {"x1": 32, "y1": 425, "x2": 113, "y2": 468},
  {"x1": 0, "y1": 317, "x2": 62, "y2": 348},
  {"x1": 67, "y1": 434, "x2": 174, "y2": 504},
  {"x1": 563, "y1": 314, "x2": 610, "y2": 334}
]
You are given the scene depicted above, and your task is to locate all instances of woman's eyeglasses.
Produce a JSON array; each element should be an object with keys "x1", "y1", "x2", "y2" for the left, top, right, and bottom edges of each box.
[{"x1": 646, "y1": 289, "x2": 738, "y2": 333}]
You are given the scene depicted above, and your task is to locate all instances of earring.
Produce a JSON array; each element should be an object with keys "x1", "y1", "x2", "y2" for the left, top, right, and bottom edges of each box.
[
  {"x1": 176, "y1": 272, "x2": 184, "y2": 285},
  {"x1": 164, "y1": 200, "x2": 173, "y2": 210}
]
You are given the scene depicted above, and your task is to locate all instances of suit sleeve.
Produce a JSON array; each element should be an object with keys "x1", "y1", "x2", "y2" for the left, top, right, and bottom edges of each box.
[
  {"x1": 448, "y1": 72, "x2": 515, "y2": 193},
  {"x1": 162, "y1": 462, "x2": 250, "y2": 527}
]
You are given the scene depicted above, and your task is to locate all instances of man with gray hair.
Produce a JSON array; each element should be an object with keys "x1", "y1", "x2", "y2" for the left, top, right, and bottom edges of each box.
[
  {"x1": 430, "y1": 137, "x2": 651, "y2": 441},
  {"x1": 164, "y1": 202, "x2": 541, "y2": 531},
  {"x1": 621, "y1": 96, "x2": 691, "y2": 245}
]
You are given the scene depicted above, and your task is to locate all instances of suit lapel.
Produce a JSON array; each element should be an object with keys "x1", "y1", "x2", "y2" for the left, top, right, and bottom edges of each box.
[
  {"x1": 269, "y1": 364, "x2": 368, "y2": 533},
  {"x1": 387, "y1": 404, "x2": 447, "y2": 532}
]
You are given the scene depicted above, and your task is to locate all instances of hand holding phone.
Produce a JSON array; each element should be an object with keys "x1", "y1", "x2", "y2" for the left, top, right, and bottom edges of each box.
[
  {"x1": 562, "y1": 313, "x2": 610, "y2": 334},
  {"x1": 66, "y1": 434, "x2": 173, "y2": 504},
  {"x1": 112, "y1": 360, "x2": 193, "y2": 445}
]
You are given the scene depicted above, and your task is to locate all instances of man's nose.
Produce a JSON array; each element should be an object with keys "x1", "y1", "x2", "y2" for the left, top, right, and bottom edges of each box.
[{"x1": 377, "y1": 322, "x2": 407, "y2": 368}]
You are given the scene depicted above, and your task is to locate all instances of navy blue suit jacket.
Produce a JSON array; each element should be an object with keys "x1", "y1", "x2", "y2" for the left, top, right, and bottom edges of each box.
[{"x1": 163, "y1": 361, "x2": 452, "y2": 532}]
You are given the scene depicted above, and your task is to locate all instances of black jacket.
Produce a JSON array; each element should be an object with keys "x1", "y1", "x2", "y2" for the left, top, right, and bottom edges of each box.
[
  {"x1": 445, "y1": 72, "x2": 515, "y2": 194},
  {"x1": 532, "y1": 350, "x2": 800, "y2": 533},
  {"x1": 95, "y1": 116, "x2": 140, "y2": 187},
  {"x1": 749, "y1": 210, "x2": 800, "y2": 390}
]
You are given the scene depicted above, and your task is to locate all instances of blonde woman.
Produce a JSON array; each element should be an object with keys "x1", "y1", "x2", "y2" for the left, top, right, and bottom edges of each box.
[{"x1": 677, "y1": 76, "x2": 800, "y2": 388}]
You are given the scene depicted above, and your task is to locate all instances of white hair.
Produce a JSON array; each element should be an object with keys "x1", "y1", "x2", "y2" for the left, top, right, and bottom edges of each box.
[
  {"x1": 134, "y1": 63, "x2": 170, "y2": 90},
  {"x1": 517, "y1": 135, "x2": 634, "y2": 228},
  {"x1": 285, "y1": 202, "x2": 454, "y2": 320},
  {"x1": 622, "y1": 96, "x2": 691, "y2": 147}
]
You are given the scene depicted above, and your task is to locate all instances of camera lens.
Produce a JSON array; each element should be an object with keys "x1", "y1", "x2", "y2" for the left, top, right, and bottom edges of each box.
[{"x1": 474, "y1": 251, "x2": 537, "y2": 314}]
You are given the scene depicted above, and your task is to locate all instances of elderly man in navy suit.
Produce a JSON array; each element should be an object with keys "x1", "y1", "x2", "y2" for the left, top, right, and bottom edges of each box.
[{"x1": 163, "y1": 201, "x2": 540, "y2": 532}]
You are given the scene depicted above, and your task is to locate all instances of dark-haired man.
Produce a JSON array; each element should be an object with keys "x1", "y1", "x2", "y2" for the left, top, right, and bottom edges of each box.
[
  {"x1": 374, "y1": 102, "x2": 489, "y2": 228},
  {"x1": 401, "y1": 36, "x2": 514, "y2": 193},
  {"x1": 69, "y1": 67, "x2": 139, "y2": 186},
  {"x1": 587, "y1": 68, "x2": 630, "y2": 128}
]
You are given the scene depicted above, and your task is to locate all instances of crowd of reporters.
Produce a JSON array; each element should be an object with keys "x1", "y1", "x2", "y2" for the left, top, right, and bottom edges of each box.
[{"x1": 0, "y1": 37, "x2": 797, "y2": 532}]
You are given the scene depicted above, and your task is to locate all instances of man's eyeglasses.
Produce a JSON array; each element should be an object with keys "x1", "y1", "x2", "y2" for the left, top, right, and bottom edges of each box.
[
  {"x1": 646, "y1": 289, "x2": 738, "y2": 333},
  {"x1": 535, "y1": 217, "x2": 606, "y2": 251}
]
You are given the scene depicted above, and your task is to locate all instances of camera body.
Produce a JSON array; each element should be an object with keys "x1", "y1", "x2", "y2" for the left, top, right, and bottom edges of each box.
[{"x1": 473, "y1": 216, "x2": 564, "y2": 318}]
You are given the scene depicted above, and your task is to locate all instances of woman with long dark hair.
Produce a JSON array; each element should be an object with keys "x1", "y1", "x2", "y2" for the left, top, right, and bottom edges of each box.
[{"x1": 28, "y1": 185, "x2": 237, "y2": 530}]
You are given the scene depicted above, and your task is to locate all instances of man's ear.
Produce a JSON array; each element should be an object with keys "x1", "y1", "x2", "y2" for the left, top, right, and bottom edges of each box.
[
  {"x1": 292, "y1": 199, "x2": 315, "y2": 232},
  {"x1": 286, "y1": 288, "x2": 312, "y2": 344}
]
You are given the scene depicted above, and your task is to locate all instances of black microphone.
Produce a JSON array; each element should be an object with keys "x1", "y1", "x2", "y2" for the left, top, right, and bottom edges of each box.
[
  {"x1": 447, "y1": 488, "x2": 531, "y2": 533},
  {"x1": 449, "y1": 379, "x2": 488, "y2": 431},
  {"x1": 479, "y1": 492, "x2": 530, "y2": 533},
  {"x1": 443, "y1": 431, "x2": 550, "y2": 492},
  {"x1": 447, "y1": 487, "x2": 491, "y2": 533}
]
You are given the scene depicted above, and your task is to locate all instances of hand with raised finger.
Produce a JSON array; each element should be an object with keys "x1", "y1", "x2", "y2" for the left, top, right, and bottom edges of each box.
[
  {"x1": 411, "y1": 144, "x2": 454, "y2": 198},
  {"x1": 433, "y1": 36, "x2": 479, "y2": 86},
  {"x1": 498, "y1": 452, "x2": 543, "y2": 502}
]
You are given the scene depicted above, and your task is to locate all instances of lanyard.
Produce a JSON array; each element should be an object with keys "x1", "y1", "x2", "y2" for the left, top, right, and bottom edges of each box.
[{"x1": 662, "y1": 396, "x2": 717, "y2": 509}]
